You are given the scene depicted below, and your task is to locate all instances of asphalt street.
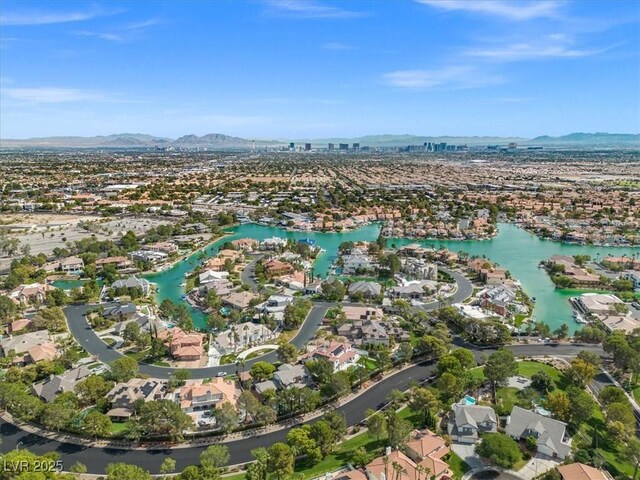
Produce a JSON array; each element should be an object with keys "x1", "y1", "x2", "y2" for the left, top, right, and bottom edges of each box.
[{"x1": 0, "y1": 344, "x2": 604, "y2": 474}]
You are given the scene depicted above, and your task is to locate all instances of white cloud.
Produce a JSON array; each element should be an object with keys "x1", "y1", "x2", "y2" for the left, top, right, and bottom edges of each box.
[
  {"x1": 383, "y1": 66, "x2": 504, "y2": 89},
  {"x1": 266, "y1": 1, "x2": 365, "y2": 19},
  {"x1": 4, "y1": 87, "x2": 107, "y2": 103},
  {"x1": 322, "y1": 41, "x2": 353, "y2": 50},
  {"x1": 74, "y1": 18, "x2": 161, "y2": 42},
  {"x1": 416, "y1": 0, "x2": 561, "y2": 21},
  {"x1": 1, "y1": 7, "x2": 116, "y2": 26},
  {"x1": 465, "y1": 34, "x2": 608, "y2": 61}
]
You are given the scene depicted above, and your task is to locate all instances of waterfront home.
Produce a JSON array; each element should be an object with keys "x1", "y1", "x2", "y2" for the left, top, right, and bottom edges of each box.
[
  {"x1": 201, "y1": 279, "x2": 235, "y2": 297},
  {"x1": 32, "y1": 365, "x2": 93, "y2": 402},
  {"x1": 447, "y1": 404, "x2": 498, "y2": 444},
  {"x1": 199, "y1": 269, "x2": 229, "y2": 284},
  {"x1": 145, "y1": 242, "x2": 179, "y2": 254},
  {"x1": 304, "y1": 340, "x2": 360, "y2": 371},
  {"x1": 231, "y1": 238, "x2": 259, "y2": 252},
  {"x1": 205, "y1": 257, "x2": 227, "y2": 272},
  {"x1": 260, "y1": 237, "x2": 288, "y2": 250},
  {"x1": 129, "y1": 249, "x2": 168, "y2": 264},
  {"x1": 478, "y1": 284, "x2": 517, "y2": 317},
  {"x1": 7, "y1": 318, "x2": 32, "y2": 334},
  {"x1": 548, "y1": 255, "x2": 601, "y2": 287},
  {"x1": 505, "y1": 406, "x2": 572, "y2": 459},
  {"x1": 222, "y1": 291, "x2": 259, "y2": 310},
  {"x1": 342, "y1": 252, "x2": 374, "y2": 275},
  {"x1": 402, "y1": 258, "x2": 438, "y2": 280},
  {"x1": 172, "y1": 378, "x2": 238, "y2": 413},
  {"x1": 111, "y1": 276, "x2": 151, "y2": 296},
  {"x1": 573, "y1": 293, "x2": 623, "y2": 316},
  {"x1": 255, "y1": 295, "x2": 294, "y2": 322},
  {"x1": 95, "y1": 256, "x2": 132, "y2": 272},
  {"x1": 158, "y1": 327, "x2": 205, "y2": 362},
  {"x1": 601, "y1": 314, "x2": 640, "y2": 334},
  {"x1": 348, "y1": 281, "x2": 382, "y2": 298},
  {"x1": 59, "y1": 256, "x2": 84, "y2": 274},
  {"x1": 9, "y1": 283, "x2": 55, "y2": 305},
  {"x1": 106, "y1": 378, "x2": 167, "y2": 421}
]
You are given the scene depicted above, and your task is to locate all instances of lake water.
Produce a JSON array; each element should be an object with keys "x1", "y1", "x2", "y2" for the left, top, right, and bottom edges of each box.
[{"x1": 144, "y1": 223, "x2": 639, "y2": 331}]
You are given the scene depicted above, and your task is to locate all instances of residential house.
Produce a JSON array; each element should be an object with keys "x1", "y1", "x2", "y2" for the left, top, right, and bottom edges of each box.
[
  {"x1": 95, "y1": 256, "x2": 132, "y2": 271},
  {"x1": 231, "y1": 238, "x2": 259, "y2": 252},
  {"x1": 146, "y1": 242, "x2": 179, "y2": 254},
  {"x1": 8, "y1": 318, "x2": 32, "y2": 334},
  {"x1": 111, "y1": 276, "x2": 151, "y2": 296},
  {"x1": 304, "y1": 280, "x2": 322, "y2": 295},
  {"x1": 549, "y1": 255, "x2": 601, "y2": 287},
  {"x1": 402, "y1": 258, "x2": 437, "y2": 280},
  {"x1": 32, "y1": 365, "x2": 93, "y2": 402},
  {"x1": 404, "y1": 429, "x2": 452, "y2": 478},
  {"x1": 199, "y1": 269, "x2": 229, "y2": 284},
  {"x1": 222, "y1": 291, "x2": 259, "y2": 310},
  {"x1": 158, "y1": 327, "x2": 205, "y2": 362},
  {"x1": 265, "y1": 259, "x2": 294, "y2": 277},
  {"x1": 389, "y1": 281, "x2": 435, "y2": 301},
  {"x1": 505, "y1": 406, "x2": 572, "y2": 459},
  {"x1": 557, "y1": 463, "x2": 610, "y2": 480},
  {"x1": 272, "y1": 363, "x2": 314, "y2": 389},
  {"x1": 573, "y1": 293, "x2": 623, "y2": 316},
  {"x1": 342, "y1": 252, "x2": 373, "y2": 275},
  {"x1": 260, "y1": 237, "x2": 287, "y2": 250},
  {"x1": 348, "y1": 281, "x2": 382, "y2": 298},
  {"x1": 59, "y1": 256, "x2": 84, "y2": 274},
  {"x1": 129, "y1": 250, "x2": 168, "y2": 264},
  {"x1": 172, "y1": 378, "x2": 238, "y2": 413},
  {"x1": 447, "y1": 404, "x2": 498, "y2": 444},
  {"x1": 366, "y1": 443, "x2": 452, "y2": 480},
  {"x1": 201, "y1": 279, "x2": 235, "y2": 297},
  {"x1": 106, "y1": 378, "x2": 167, "y2": 421},
  {"x1": 102, "y1": 302, "x2": 138, "y2": 320},
  {"x1": 479, "y1": 284, "x2": 517, "y2": 317},
  {"x1": 9, "y1": 283, "x2": 55, "y2": 305},
  {"x1": 342, "y1": 306, "x2": 384, "y2": 322},
  {"x1": 304, "y1": 340, "x2": 360, "y2": 371},
  {"x1": 622, "y1": 270, "x2": 640, "y2": 292},
  {"x1": 0, "y1": 330, "x2": 55, "y2": 365},
  {"x1": 213, "y1": 322, "x2": 275, "y2": 354}
]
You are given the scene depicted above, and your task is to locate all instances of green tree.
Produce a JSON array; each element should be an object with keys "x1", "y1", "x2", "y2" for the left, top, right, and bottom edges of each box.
[
  {"x1": 351, "y1": 447, "x2": 372, "y2": 469},
  {"x1": 567, "y1": 358, "x2": 597, "y2": 388},
  {"x1": 250, "y1": 361, "x2": 276, "y2": 381},
  {"x1": 599, "y1": 386, "x2": 628, "y2": 407},
  {"x1": 475, "y1": 433, "x2": 523, "y2": 468},
  {"x1": 106, "y1": 463, "x2": 151, "y2": 480},
  {"x1": 546, "y1": 390, "x2": 571, "y2": 422},
  {"x1": 309, "y1": 420, "x2": 335, "y2": 456},
  {"x1": 277, "y1": 341, "x2": 298, "y2": 364},
  {"x1": 109, "y1": 356, "x2": 139, "y2": 382},
  {"x1": 213, "y1": 401, "x2": 239, "y2": 433},
  {"x1": 40, "y1": 402, "x2": 74, "y2": 432},
  {"x1": 129, "y1": 400, "x2": 193, "y2": 440},
  {"x1": 287, "y1": 426, "x2": 322, "y2": 464},
  {"x1": 200, "y1": 444, "x2": 230, "y2": 469},
  {"x1": 366, "y1": 409, "x2": 387, "y2": 441},
  {"x1": 624, "y1": 436, "x2": 640, "y2": 480},
  {"x1": 531, "y1": 371, "x2": 555, "y2": 394},
  {"x1": 267, "y1": 443, "x2": 294, "y2": 480},
  {"x1": 0, "y1": 295, "x2": 18, "y2": 324},
  {"x1": 566, "y1": 386, "x2": 595, "y2": 427},
  {"x1": 159, "y1": 458, "x2": 176, "y2": 478},
  {"x1": 82, "y1": 411, "x2": 112, "y2": 439},
  {"x1": 483, "y1": 349, "x2": 518, "y2": 401},
  {"x1": 75, "y1": 375, "x2": 114, "y2": 406},
  {"x1": 246, "y1": 447, "x2": 269, "y2": 480},
  {"x1": 385, "y1": 410, "x2": 412, "y2": 449},
  {"x1": 451, "y1": 348, "x2": 476, "y2": 370},
  {"x1": 418, "y1": 335, "x2": 449, "y2": 357},
  {"x1": 409, "y1": 387, "x2": 441, "y2": 425}
]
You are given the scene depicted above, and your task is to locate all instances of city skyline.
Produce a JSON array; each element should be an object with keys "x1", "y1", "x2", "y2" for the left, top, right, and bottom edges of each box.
[{"x1": 1, "y1": 0, "x2": 639, "y2": 139}]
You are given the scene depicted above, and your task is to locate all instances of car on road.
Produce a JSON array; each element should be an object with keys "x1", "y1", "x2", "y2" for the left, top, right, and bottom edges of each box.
[
  {"x1": 216, "y1": 371, "x2": 227, "y2": 377},
  {"x1": 632, "y1": 302, "x2": 640, "y2": 309}
]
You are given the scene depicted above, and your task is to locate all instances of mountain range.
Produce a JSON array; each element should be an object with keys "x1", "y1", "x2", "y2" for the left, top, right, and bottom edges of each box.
[{"x1": 0, "y1": 132, "x2": 638, "y2": 149}]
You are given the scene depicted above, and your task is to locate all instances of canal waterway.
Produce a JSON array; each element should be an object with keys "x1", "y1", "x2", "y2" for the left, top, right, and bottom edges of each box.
[{"x1": 144, "y1": 223, "x2": 639, "y2": 331}]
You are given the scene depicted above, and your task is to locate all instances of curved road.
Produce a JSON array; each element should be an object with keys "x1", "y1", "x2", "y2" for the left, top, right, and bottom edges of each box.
[
  {"x1": 64, "y1": 268, "x2": 473, "y2": 379},
  {"x1": 0, "y1": 344, "x2": 605, "y2": 474}
]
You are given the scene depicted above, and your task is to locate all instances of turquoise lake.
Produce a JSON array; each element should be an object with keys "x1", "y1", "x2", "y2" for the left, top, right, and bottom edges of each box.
[{"x1": 144, "y1": 223, "x2": 639, "y2": 332}]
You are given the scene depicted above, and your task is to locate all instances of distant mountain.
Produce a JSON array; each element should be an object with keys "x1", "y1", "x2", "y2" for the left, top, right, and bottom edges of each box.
[
  {"x1": 301, "y1": 134, "x2": 528, "y2": 147},
  {"x1": 0, "y1": 133, "x2": 171, "y2": 148},
  {"x1": 528, "y1": 132, "x2": 640, "y2": 146},
  {"x1": 1, "y1": 131, "x2": 638, "y2": 149},
  {"x1": 171, "y1": 133, "x2": 279, "y2": 147}
]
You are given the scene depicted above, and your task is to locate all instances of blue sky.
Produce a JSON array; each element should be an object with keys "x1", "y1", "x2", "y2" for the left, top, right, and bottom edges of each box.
[{"x1": 1, "y1": 0, "x2": 639, "y2": 139}]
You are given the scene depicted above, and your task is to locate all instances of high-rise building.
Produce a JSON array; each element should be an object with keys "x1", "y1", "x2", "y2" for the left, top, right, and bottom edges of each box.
[
  {"x1": 352, "y1": 143, "x2": 360, "y2": 151},
  {"x1": 339, "y1": 143, "x2": 349, "y2": 151},
  {"x1": 304, "y1": 143, "x2": 311, "y2": 151},
  {"x1": 328, "y1": 143, "x2": 335, "y2": 151},
  {"x1": 289, "y1": 142, "x2": 295, "y2": 151}
]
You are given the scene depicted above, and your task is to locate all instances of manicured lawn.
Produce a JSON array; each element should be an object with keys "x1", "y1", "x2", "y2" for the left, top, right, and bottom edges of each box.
[
  {"x1": 579, "y1": 405, "x2": 635, "y2": 478},
  {"x1": 358, "y1": 357, "x2": 378, "y2": 372},
  {"x1": 633, "y1": 385, "x2": 640, "y2": 404},
  {"x1": 245, "y1": 348, "x2": 276, "y2": 360},
  {"x1": 220, "y1": 354, "x2": 237, "y2": 365},
  {"x1": 447, "y1": 452, "x2": 471, "y2": 480},
  {"x1": 110, "y1": 421, "x2": 130, "y2": 434},
  {"x1": 125, "y1": 349, "x2": 151, "y2": 362},
  {"x1": 470, "y1": 361, "x2": 568, "y2": 390}
]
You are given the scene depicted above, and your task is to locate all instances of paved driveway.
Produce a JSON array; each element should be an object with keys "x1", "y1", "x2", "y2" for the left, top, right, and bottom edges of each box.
[
  {"x1": 517, "y1": 454, "x2": 560, "y2": 480},
  {"x1": 451, "y1": 442, "x2": 484, "y2": 469}
]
